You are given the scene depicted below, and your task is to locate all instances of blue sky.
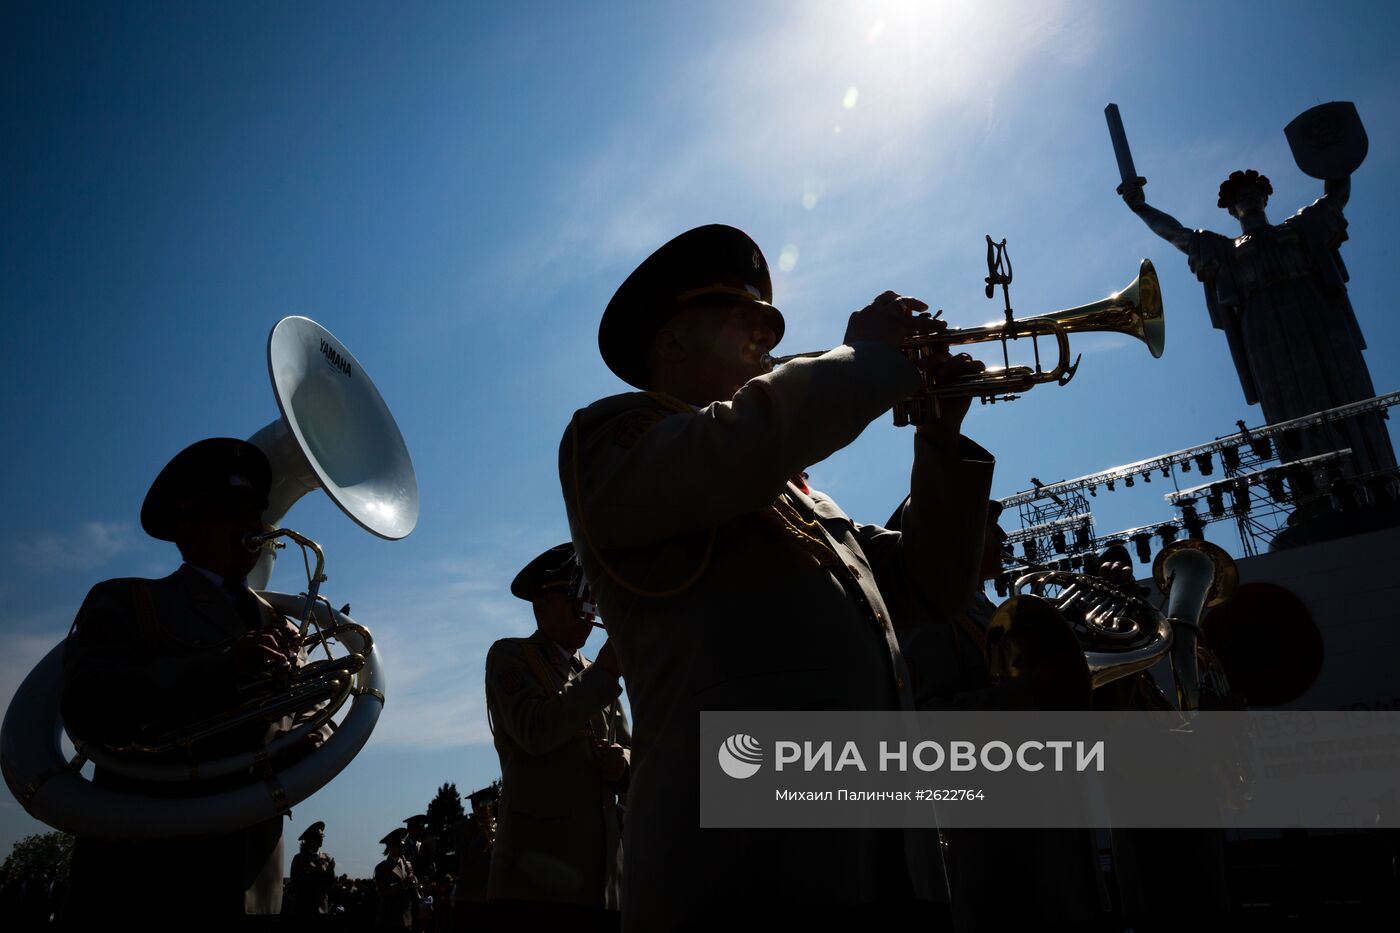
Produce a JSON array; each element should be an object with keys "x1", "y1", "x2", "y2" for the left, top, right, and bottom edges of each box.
[{"x1": 4, "y1": 1, "x2": 1399, "y2": 877}]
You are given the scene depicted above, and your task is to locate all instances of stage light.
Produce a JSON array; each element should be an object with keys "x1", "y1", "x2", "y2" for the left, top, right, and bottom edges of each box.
[
  {"x1": 1266, "y1": 471, "x2": 1288, "y2": 503},
  {"x1": 1157, "y1": 524, "x2": 1179, "y2": 545},
  {"x1": 1125, "y1": 475, "x2": 1135, "y2": 488},
  {"x1": 995, "y1": 573, "x2": 1011, "y2": 598},
  {"x1": 1074, "y1": 524, "x2": 1091, "y2": 550},
  {"x1": 1290, "y1": 466, "x2": 1316, "y2": 497},
  {"x1": 1161, "y1": 467, "x2": 1171, "y2": 478},
  {"x1": 1070, "y1": 555, "x2": 1084, "y2": 570},
  {"x1": 1222, "y1": 445, "x2": 1240, "y2": 471},
  {"x1": 1106, "y1": 480, "x2": 1116, "y2": 492},
  {"x1": 1051, "y1": 529, "x2": 1067, "y2": 554},
  {"x1": 1131, "y1": 532, "x2": 1152, "y2": 564},
  {"x1": 1088, "y1": 485, "x2": 1097, "y2": 497},
  {"x1": 1251, "y1": 436, "x2": 1273, "y2": 459},
  {"x1": 1024, "y1": 539, "x2": 1039, "y2": 562},
  {"x1": 1230, "y1": 481, "x2": 1250, "y2": 515},
  {"x1": 1208, "y1": 488, "x2": 1225, "y2": 517},
  {"x1": 1195, "y1": 453, "x2": 1213, "y2": 476},
  {"x1": 1142, "y1": 472, "x2": 1152, "y2": 483},
  {"x1": 1182, "y1": 502, "x2": 1205, "y2": 541},
  {"x1": 1182, "y1": 459, "x2": 1192, "y2": 473}
]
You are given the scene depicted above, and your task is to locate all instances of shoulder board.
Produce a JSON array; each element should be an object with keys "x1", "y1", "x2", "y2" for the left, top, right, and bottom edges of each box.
[{"x1": 573, "y1": 391, "x2": 692, "y2": 449}]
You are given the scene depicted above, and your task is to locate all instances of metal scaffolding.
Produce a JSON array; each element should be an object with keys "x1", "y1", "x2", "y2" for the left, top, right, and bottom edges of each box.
[{"x1": 997, "y1": 390, "x2": 1400, "y2": 571}]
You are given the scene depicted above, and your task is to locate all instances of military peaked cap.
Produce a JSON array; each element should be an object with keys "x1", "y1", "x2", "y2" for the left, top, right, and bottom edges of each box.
[
  {"x1": 599, "y1": 224, "x2": 784, "y2": 388},
  {"x1": 511, "y1": 542, "x2": 586, "y2": 601},
  {"x1": 140, "y1": 438, "x2": 272, "y2": 542},
  {"x1": 380, "y1": 827, "x2": 409, "y2": 848},
  {"x1": 299, "y1": 821, "x2": 326, "y2": 841}
]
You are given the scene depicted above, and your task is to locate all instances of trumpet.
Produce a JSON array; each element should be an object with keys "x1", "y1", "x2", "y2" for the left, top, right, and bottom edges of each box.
[{"x1": 762, "y1": 259, "x2": 1164, "y2": 425}]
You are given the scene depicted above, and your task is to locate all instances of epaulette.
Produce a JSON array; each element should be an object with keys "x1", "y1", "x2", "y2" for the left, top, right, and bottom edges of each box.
[{"x1": 572, "y1": 391, "x2": 692, "y2": 451}]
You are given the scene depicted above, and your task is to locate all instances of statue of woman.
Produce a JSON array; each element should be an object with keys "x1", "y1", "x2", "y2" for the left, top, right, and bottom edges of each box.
[{"x1": 1121, "y1": 170, "x2": 1394, "y2": 479}]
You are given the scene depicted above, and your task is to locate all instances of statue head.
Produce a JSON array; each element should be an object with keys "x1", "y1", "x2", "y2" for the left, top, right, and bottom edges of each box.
[{"x1": 1218, "y1": 169, "x2": 1273, "y2": 220}]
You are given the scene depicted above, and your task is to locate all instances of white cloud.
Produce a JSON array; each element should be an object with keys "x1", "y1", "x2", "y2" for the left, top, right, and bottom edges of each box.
[
  {"x1": 0, "y1": 625, "x2": 67, "y2": 734},
  {"x1": 14, "y1": 521, "x2": 143, "y2": 572}
]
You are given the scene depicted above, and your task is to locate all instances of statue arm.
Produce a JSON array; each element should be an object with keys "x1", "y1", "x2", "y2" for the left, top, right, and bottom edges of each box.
[
  {"x1": 1122, "y1": 186, "x2": 1193, "y2": 253},
  {"x1": 1324, "y1": 176, "x2": 1350, "y2": 210}
]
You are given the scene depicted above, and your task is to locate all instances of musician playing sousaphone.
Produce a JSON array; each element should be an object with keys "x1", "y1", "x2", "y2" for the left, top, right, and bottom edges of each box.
[{"x1": 60, "y1": 438, "x2": 321, "y2": 925}]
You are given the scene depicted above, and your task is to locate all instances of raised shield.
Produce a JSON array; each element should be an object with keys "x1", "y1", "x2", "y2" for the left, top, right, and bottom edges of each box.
[{"x1": 1286, "y1": 101, "x2": 1367, "y2": 179}]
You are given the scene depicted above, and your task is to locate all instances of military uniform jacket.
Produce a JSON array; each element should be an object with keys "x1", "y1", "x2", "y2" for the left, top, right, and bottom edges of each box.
[
  {"x1": 60, "y1": 564, "x2": 293, "y2": 919},
  {"x1": 485, "y1": 631, "x2": 630, "y2": 909},
  {"x1": 290, "y1": 848, "x2": 336, "y2": 915},
  {"x1": 893, "y1": 595, "x2": 1108, "y2": 932},
  {"x1": 374, "y1": 855, "x2": 416, "y2": 930},
  {"x1": 559, "y1": 342, "x2": 994, "y2": 929}
]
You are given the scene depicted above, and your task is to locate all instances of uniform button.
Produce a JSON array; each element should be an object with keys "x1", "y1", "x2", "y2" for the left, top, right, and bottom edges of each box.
[{"x1": 846, "y1": 564, "x2": 862, "y2": 579}]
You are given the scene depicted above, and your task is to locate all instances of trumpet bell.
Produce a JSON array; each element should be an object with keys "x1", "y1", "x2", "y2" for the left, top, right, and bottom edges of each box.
[{"x1": 1015, "y1": 258, "x2": 1164, "y2": 359}]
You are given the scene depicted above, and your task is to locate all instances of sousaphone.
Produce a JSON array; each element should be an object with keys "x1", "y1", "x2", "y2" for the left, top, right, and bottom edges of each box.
[{"x1": 1, "y1": 317, "x2": 418, "y2": 838}]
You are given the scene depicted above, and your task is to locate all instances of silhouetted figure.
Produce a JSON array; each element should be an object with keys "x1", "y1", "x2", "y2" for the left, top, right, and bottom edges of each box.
[
  {"x1": 61, "y1": 438, "x2": 307, "y2": 927},
  {"x1": 1123, "y1": 166, "x2": 1395, "y2": 481}
]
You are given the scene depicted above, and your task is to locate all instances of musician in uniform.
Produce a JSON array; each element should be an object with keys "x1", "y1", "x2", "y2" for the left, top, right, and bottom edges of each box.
[
  {"x1": 289, "y1": 821, "x2": 336, "y2": 922},
  {"x1": 375, "y1": 828, "x2": 418, "y2": 931},
  {"x1": 60, "y1": 437, "x2": 307, "y2": 927},
  {"x1": 484, "y1": 543, "x2": 630, "y2": 929},
  {"x1": 892, "y1": 499, "x2": 1107, "y2": 932},
  {"x1": 559, "y1": 224, "x2": 993, "y2": 930},
  {"x1": 403, "y1": 814, "x2": 437, "y2": 885},
  {"x1": 449, "y1": 788, "x2": 497, "y2": 931}
]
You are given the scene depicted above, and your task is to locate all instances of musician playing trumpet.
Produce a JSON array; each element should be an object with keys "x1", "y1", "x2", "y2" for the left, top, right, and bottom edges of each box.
[
  {"x1": 484, "y1": 543, "x2": 630, "y2": 927},
  {"x1": 560, "y1": 224, "x2": 994, "y2": 930},
  {"x1": 60, "y1": 438, "x2": 313, "y2": 924}
]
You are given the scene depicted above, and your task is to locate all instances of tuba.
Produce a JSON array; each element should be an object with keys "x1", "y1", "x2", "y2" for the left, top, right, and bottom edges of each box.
[
  {"x1": 985, "y1": 539, "x2": 1238, "y2": 713},
  {"x1": 0, "y1": 316, "x2": 417, "y2": 839},
  {"x1": 766, "y1": 259, "x2": 1164, "y2": 425}
]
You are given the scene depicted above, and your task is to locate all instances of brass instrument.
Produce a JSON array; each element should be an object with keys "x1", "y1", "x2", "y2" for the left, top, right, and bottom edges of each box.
[
  {"x1": 986, "y1": 539, "x2": 1238, "y2": 713},
  {"x1": 764, "y1": 259, "x2": 1164, "y2": 426},
  {"x1": 986, "y1": 563, "x2": 1172, "y2": 701},
  {"x1": 1153, "y1": 539, "x2": 1238, "y2": 712},
  {"x1": 97, "y1": 528, "x2": 374, "y2": 758},
  {"x1": 1, "y1": 316, "x2": 414, "y2": 839}
]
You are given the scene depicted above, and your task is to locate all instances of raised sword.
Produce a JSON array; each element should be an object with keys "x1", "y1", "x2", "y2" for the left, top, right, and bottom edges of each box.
[{"x1": 1105, "y1": 103, "x2": 1148, "y2": 195}]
